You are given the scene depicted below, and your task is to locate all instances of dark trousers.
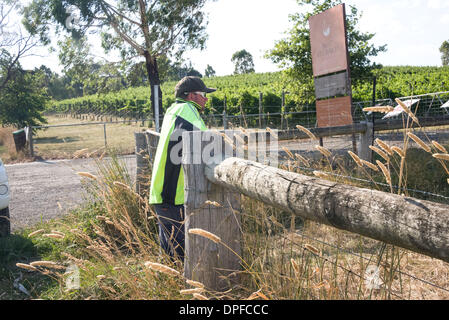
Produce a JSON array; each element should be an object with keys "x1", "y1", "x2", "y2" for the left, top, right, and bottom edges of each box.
[{"x1": 153, "y1": 203, "x2": 185, "y2": 262}]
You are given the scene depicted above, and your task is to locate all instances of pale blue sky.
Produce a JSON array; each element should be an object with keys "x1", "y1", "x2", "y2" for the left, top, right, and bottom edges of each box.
[{"x1": 16, "y1": 0, "x2": 449, "y2": 76}]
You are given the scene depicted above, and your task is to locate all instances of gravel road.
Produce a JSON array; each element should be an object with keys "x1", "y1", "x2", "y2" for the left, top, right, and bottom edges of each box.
[{"x1": 5, "y1": 155, "x2": 136, "y2": 232}]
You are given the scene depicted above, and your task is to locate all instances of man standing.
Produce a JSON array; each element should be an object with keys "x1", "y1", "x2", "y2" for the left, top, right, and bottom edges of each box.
[{"x1": 149, "y1": 76, "x2": 216, "y2": 262}]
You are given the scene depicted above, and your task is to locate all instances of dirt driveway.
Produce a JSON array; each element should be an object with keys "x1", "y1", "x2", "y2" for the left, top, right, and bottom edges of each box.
[{"x1": 5, "y1": 155, "x2": 136, "y2": 232}]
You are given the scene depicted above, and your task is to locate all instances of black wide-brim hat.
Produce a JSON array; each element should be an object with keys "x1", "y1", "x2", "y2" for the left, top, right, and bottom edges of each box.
[{"x1": 175, "y1": 76, "x2": 216, "y2": 96}]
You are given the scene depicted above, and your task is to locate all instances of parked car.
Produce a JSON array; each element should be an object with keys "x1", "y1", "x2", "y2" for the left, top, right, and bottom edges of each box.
[{"x1": 0, "y1": 158, "x2": 10, "y2": 236}]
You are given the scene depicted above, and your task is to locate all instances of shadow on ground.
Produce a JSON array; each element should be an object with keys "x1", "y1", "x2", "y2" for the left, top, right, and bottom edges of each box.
[
  {"x1": 0, "y1": 234, "x2": 57, "y2": 300},
  {"x1": 34, "y1": 136, "x2": 81, "y2": 144}
]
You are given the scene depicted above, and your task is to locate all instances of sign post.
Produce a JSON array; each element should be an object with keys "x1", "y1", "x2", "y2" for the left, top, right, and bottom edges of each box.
[
  {"x1": 154, "y1": 85, "x2": 160, "y2": 132},
  {"x1": 309, "y1": 3, "x2": 353, "y2": 129}
]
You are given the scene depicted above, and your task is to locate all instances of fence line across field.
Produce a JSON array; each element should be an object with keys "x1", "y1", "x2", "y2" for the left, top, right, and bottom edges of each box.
[
  {"x1": 285, "y1": 229, "x2": 449, "y2": 296},
  {"x1": 134, "y1": 129, "x2": 449, "y2": 294}
]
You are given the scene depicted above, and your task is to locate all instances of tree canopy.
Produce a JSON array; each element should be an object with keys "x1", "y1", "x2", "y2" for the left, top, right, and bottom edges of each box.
[
  {"x1": 22, "y1": 0, "x2": 214, "y2": 116},
  {"x1": 0, "y1": 0, "x2": 47, "y2": 128},
  {"x1": 231, "y1": 49, "x2": 255, "y2": 75}
]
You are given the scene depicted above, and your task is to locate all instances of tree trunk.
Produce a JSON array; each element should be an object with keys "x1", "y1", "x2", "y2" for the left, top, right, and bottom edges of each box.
[{"x1": 143, "y1": 50, "x2": 163, "y2": 121}]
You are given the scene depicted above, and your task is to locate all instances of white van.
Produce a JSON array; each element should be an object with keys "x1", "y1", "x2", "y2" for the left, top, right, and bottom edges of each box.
[{"x1": 0, "y1": 158, "x2": 10, "y2": 236}]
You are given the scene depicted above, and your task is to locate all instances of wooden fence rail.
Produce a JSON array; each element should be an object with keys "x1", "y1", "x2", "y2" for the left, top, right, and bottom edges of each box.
[{"x1": 135, "y1": 128, "x2": 449, "y2": 292}]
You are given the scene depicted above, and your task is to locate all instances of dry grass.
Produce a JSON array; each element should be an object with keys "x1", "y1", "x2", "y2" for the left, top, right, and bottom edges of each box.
[
  {"x1": 6, "y1": 103, "x2": 449, "y2": 300},
  {"x1": 31, "y1": 116, "x2": 148, "y2": 160}
]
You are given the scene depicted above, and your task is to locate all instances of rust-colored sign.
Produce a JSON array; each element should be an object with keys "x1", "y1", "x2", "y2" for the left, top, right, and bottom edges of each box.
[
  {"x1": 309, "y1": 4, "x2": 348, "y2": 77},
  {"x1": 316, "y1": 96, "x2": 353, "y2": 128}
]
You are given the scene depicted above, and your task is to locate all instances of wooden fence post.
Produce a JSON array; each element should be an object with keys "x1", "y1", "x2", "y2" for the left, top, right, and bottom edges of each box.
[
  {"x1": 27, "y1": 126, "x2": 34, "y2": 158},
  {"x1": 358, "y1": 121, "x2": 373, "y2": 162},
  {"x1": 134, "y1": 130, "x2": 160, "y2": 197},
  {"x1": 182, "y1": 130, "x2": 241, "y2": 292},
  {"x1": 259, "y1": 92, "x2": 263, "y2": 129},
  {"x1": 135, "y1": 132, "x2": 149, "y2": 197},
  {"x1": 223, "y1": 96, "x2": 228, "y2": 130}
]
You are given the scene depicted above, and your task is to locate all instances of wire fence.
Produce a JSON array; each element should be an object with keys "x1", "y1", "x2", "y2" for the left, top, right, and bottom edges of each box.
[
  {"x1": 36, "y1": 90, "x2": 449, "y2": 300},
  {"x1": 278, "y1": 224, "x2": 449, "y2": 299},
  {"x1": 31, "y1": 119, "x2": 149, "y2": 159}
]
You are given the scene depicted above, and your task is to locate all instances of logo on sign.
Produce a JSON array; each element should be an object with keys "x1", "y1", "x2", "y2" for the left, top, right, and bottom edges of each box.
[{"x1": 322, "y1": 21, "x2": 331, "y2": 37}]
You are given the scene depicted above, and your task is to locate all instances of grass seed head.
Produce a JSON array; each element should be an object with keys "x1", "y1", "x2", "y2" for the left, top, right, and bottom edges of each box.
[
  {"x1": 315, "y1": 145, "x2": 332, "y2": 157},
  {"x1": 30, "y1": 260, "x2": 65, "y2": 269},
  {"x1": 282, "y1": 147, "x2": 295, "y2": 160},
  {"x1": 16, "y1": 263, "x2": 38, "y2": 272},
  {"x1": 432, "y1": 141, "x2": 447, "y2": 153},
  {"x1": 369, "y1": 146, "x2": 390, "y2": 162},
  {"x1": 296, "y1": 124, "x2": 317, "y2": 140},
  {"x1": 186, "y1": 279, "x2": 205, "y2": 288},
  {"x1": 180, "y1": 288, "x2": 204, "y2": 295},
  {"x1": 313, "y1": 171, "x2": 331, "y2": 180},
  {"x1": 376, "y1": 160, "x2": 392, "y2": 185},
  {"x1": 348, "y1": 151, "x2": 363, "y2": 167},
  {"x1": 433, "y1": 153, "x2": 449, "y2": 161},
  {"x1": 77, "y1": 172, "x2": 98, "y2": 180},
  {"x1": 204, "y1": 200, "x2": 222, "y2": 207},
  {"x1": 28, "y1": 229, "x2": 45, "y2": 238},
  {"x1": 407, "y1": 132, "x2": 431, "y2": 153},
  {"x1": 188, "y1": 228, "x2": 221, "y2": 244},
  {"x1": 375, "y1": 138, "x2": 393, "y2": 155},
  {"x1": 193, "y1": 293, "x2": 209, "y2": 300},
  {"x1": 362, "y1": 106, "x2": 394, "y2": 113},
  {"x1": 144, "y1": 262, "x2": 180, "y2": 277},
  {"x1": 43, "y1": 233, "x2": 65, "y2": 239},
  {"x1": 391, "y1": 146, "x2": 405, "y2": 158},
  {"x1": 266, "y1": 127, "x2": 278, "y2": 139},
  {"x1": 295, "y1": 153, "x2": 310, "y2": 166},
  {"x1": 360, "y1": 159, "x2": 379, "y2": 171},
  {"x1": 304, "y1": 244, "x2": 320, "y2": 255}
]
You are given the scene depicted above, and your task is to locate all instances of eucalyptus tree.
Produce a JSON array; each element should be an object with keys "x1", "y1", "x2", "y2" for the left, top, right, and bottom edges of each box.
[
  {"x1": 22, "y1": 0, "x2": 213, "y2": 116},
  {"x1": 231, "y1": 49, "x2": 255, "y2": 74}
]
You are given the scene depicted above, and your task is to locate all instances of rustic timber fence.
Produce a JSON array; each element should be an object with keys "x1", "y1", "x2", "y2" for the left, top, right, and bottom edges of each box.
[{"x1": 135, "y1": 128, "x2": 449, "y2": 292}]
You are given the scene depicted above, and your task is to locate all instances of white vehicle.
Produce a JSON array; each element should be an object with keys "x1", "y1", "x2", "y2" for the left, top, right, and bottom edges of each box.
[{"x1": 0, "y1": 158, "x2": 10, "y2": 236}]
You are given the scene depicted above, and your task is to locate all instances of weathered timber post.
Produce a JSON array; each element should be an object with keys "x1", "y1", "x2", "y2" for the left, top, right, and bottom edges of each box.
[
  {"x1": 223, "y1": 96, "x2": 228, "y2": 130},
  {"x1": 27, "y1": 126, "x2": 34, "y2": 158},
  {"x1": 145, "y1": 129, "x2": 160, "y2": 177},
  {"x1": 281, "y1": 90, "x2": 285, "y2": 130},
  {"x1": 103, "y1": 123, "x2": 107, "y2": 149},
  {"x1": 134, "y1": 130, "x2": 160, "y2": 197},
  {"x1": 206, "y1": 157, "x2": 449, "y2": 263},
  {"x1": 358, "y1": 121, "x2": 373, "y2": 162},
  {"x1": 135, "y1": 132, "x2": 149, "y2": 197},
  {"x1": 182, "y1": 130, "x2": 241, "y2": 291},
  {"x1": 259, "y1": 92, "x2": 263, "y2": 129}
]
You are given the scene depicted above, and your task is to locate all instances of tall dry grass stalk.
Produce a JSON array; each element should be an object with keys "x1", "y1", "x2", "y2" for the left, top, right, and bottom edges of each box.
[
  {"x1": 296, "y1": 124, "x2": 317, "y2": 140},
  {"x1": 395, "y1": 98, "x2": 420, "y2": 125},
  {"x1": 188, "y1": 228, "x2": 221, "y2": 244},
  {"x1": 362, "y1": 106, "x2": 394, "y2": 113},
  {"x1": 407, "y1": 132, "x2": 431, "y2": 153}
]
